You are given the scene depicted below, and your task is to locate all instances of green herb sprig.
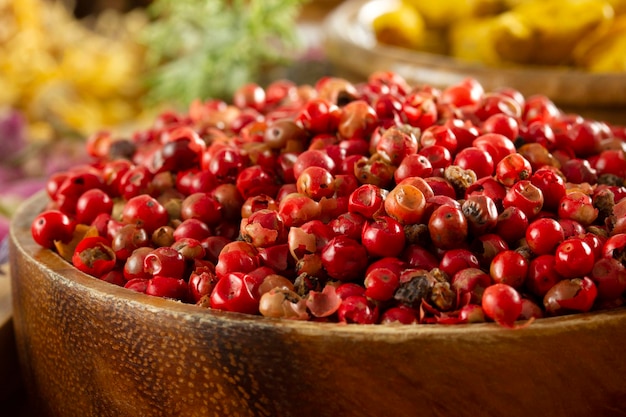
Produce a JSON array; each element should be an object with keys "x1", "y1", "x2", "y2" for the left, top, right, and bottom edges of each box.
[{"x1": 141, "y1": 0, "x2": 308, "y2": 106}]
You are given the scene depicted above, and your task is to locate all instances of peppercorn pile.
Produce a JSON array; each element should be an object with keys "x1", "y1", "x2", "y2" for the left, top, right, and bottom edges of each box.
[{"x1": 30, "y1": 72, "x2": 626, "y2": 328}]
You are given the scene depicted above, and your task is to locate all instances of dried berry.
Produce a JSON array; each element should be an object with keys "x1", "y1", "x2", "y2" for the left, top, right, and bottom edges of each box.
[{"x1": 29, "y1": 71, "x2": 626, "y2": 327}]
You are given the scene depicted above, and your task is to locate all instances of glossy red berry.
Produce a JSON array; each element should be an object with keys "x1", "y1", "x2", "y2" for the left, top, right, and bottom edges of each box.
[
  {"x1": 145, "y1": 276, "x2": 189, "y2": 301},
  {"x1": 215, "y1": 241, "x2": 260, "y2": 279},
  {"x1": 296, "y1": 166, "x2": 336, "y2": 200},
  {"x1": 439, "y1": 249, "x2": 480, "y2": 278},
  {"x1": 554, "y1": 238, "x2": 595, "y2": 278},
  {"x1": 121, "y1": 194, "x2": 169, "y2": 234},
  {"x1": 143, "y1": 247, "x2": 187, "y2": 278},
  {"x1": 461, "y1": 194, "x2": 498, "y2": 236},
  {"x1": 594, "y1": 149, "x2": 626, "y2": 178},
  {"x1": 452, "y1": 267, "x2": 492, "y2": 305},
  {"x1": 473, "y1": 133, "x2": 517, "y2": 165},
  {"x1": 481, "y1": 283, "x2": 523, "y2": 327},
  {"x1": 55, "y1": 170, "x2": 105, "y2": 215},
  {"x1": 236, "y1": 165, "x2": 280, "y2": 200},
  {"x1": 526, "y1": 254, "x2": 563, "y2": 298},
  {"x1": 428, "y1": 205, "x2": 468, "y2": 250},
  {"x1": 384, "y1": 183, "x2": 427, "y2": 225},
  {"x1": 31, "y1": 210, "x2": 75, "y2": 249},
  {"x1": 337, "y1": 295, "x2": 379, "y2": 324},
  {"x1": 348, "y1": 184, "x2": 387, "y2": 219},
  {"x1": 181, "y1": 192, "x2": 223, "y2": 226},
  {"x1": 296, "y1": 98, "x2": 341, "y2": 135},
  {"x1": 529, "y1": 167, "x2": 566, "y2": 212},
  {"x1": 321, "y1": 236, "x2": 368, "y2": 282},
  {"x1": 590, "y1": 257, "x2": 626, "y2": 301},
  {"x1": 558, "y1": 191, "x2": 598, "y2": 227},
  {"x1": 361, "y1": 216, "x2": 406, "y2": 258},
  {"x1": 375, "y1": 126, "x2": 419, "y2": 165},
  {"x1": 525, "y1": 218, "x2": 564, "y2": 255},
  {"x1": 419, "y1": 125, "x2": 457, "y2": 154},
  {"x1": 502, "y1": 180, "x2": 544, "y2": 219},
  {"x1": 210, "y1": 272, "x2": 260, "y2": 315},
  {"x1": 481, "y1": 114, "x2": 519, "y2": 141},
  {"x1": 489, "y1": 250, "x2": 528, "y2": 289},
  {"x1": 75, "y1": 189, "x2": 113, "y2": 225},
  {"x1": 453, "y1": 147, "x2": 494, "y2": 179},
  {"x1": 278, "y1": 193, "x2": 321, "y2": 228},
  {"x1": 394, "y1": 154, "x2": 433, "y2": 182},
  {"x1": 380, "y1": 306, "x2": 418, "y2": 324},
  {"x1": 495, "y1": 153, "x2": 532, "y2": 186},
  {"x1": 364, "y1": 267, "x2": 400, "y2": 301}
]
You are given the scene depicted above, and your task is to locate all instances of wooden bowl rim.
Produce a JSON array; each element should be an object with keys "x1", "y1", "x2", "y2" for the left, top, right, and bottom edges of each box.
[
  {"x1": 322, "y1": 0, "x2": 626, "y2": 106},
  {"x1": 10, "y1": 191, "x2": 626, "y2": 338}
]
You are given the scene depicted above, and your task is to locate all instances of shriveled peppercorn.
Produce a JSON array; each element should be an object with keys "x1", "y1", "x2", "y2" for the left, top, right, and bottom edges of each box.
[
  {"x1": 108, "y1": 139, "x2": 136, "y2": 160},
  {"x1": 444, "y1": 165, "x2": 477, "y2": 198},
  {"x1": 593, "y1": 187, "x2": 615, "y2": 225},
  {"x1": 394, "y1": 270, "x2": 433, "y2": 309},
  {"x1": 430, "y1": 281, "x2": 455, "y2": 311},
  {"x1": 293, "y1": 272, "x2": 323, "y2": 297},
  {"x1": 404, "y1": 223, "x2": 430, "y2": 246}
]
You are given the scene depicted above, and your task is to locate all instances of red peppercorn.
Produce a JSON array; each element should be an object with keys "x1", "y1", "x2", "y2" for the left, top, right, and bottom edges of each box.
[
  {"x1": 428, "y1": 205, "x2": 468, "y2": 250},
  {"x1": 361, "y1": 216, "x2": 406, "y2": 258},
  {"x1": 337, "y1": 295, "x2": 379, "y2": 324},
  {"x1": 526, "y1": 254, "x2": 563, "y2": 298},
  {"x1": 321, "y1": 236, "x2": 368, "y2": 282},
  {"x1": 489, "y1": 250, "x2": 528, "y2": 289},
  {"x1": 482, "y1": 283, "x2": 523, "y2": 327},
  {"x1": 121, "y1": 194, "x2": 169, "y2": 234},
  {"x1": 525, "y1": 218, "x2": 565, "y2": 255},
  {"x1": 75, "y1": 189, "x2": 114, "y2": 225},
  {"x1": 364, "y1": 267, "x2": 400, "y2": 302},
  {"x1": 210, "y1": 272, "x2": 260, "y2": 315},
  {"x1": 543, "y1": 277, "x2": 597, "y2": 316},
  {"x1": 144, "y1": 247, "x2": 187, "y2": 279},
  {"x1": 72, "y1": 236, "x2": 116, "y2": 278},
  {"x1": 31, "y1": 210, "x2": 75, "y2": 249},
  {"x1": 554, "y1": 238, "x2": 595, "y2": 278}
]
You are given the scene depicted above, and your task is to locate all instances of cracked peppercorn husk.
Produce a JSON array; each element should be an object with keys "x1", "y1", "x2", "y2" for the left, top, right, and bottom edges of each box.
[{"x1": 293, "y1": 272, "x2": 324, "y2": 297}]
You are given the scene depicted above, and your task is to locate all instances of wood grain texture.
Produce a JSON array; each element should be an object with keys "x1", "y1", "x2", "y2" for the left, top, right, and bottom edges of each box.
[{"x1": 8, "y1": 193, "x2": 626, "y2": 417}]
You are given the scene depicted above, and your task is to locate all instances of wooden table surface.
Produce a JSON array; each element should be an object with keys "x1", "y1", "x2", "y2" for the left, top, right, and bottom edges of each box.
[{"x1": 0, "y1": 263, "x2": 36, "y2": 416}]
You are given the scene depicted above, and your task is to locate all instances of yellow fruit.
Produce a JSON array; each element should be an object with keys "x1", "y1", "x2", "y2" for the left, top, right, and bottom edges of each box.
[
  {"x1": 488, "y1": 12, "x2": 536, "y2": 65},
  {"x1": 404, "y1": 0, "x2": 505, "y2": 29},
  {"x1": 449, "y1": 17, "x2": 505, "y2": 66},
  {"x1": 606, "y1": 0, "x2": 626, "y2": 14},
  {"x1": 372, "y1": 3, "x2": 425, "y2": 49},
  {"x1": 573, "y1": 15, "x2": 626, "y2": 71},
  {"x1": 502, "y1": 0, "x2": 614, "y2": 65}
]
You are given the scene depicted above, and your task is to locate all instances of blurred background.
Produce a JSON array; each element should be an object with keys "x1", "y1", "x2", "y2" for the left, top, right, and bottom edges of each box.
[
  {"x1": 2, "y1": 0, "x2": 626, "y2": 249},
  {"x1": 0, "y1": 0, "x2": 341, "y2": 248}
]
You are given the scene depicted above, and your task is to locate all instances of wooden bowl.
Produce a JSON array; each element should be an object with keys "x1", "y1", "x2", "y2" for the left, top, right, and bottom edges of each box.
[
  {"x1": 8, "y1": 192, "x2": 626, "y2": 417},
  {"x1": 323, "y1": 0, "x2": 626, "y2": 124}
]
